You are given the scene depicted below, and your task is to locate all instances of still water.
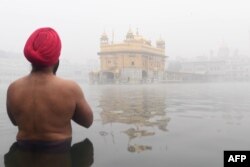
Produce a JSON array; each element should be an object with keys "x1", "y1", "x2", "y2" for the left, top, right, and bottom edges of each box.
[{"x1": 0, "y1": 83, "x2": 250, "y2": 167}]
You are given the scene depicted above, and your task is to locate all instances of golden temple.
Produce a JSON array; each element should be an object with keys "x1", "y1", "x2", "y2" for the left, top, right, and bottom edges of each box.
[{"x1": 89, "y1": 29, "x2": 167, "y2": 84}]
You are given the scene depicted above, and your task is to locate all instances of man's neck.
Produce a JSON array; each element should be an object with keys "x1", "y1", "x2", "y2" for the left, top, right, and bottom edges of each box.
[{"x1": 31, "y1": 67, "x2": 55, "y2": 75}]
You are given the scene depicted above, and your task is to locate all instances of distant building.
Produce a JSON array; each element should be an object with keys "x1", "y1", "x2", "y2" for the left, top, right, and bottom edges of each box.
[
  {"x1": 217, "y1": 41, "x2": 230, "y2": 59},
  {"x1": 0, "y1": 50, "x2": 89, "y2": 84},
  {"x1": 165, "y1": 43, "x2": 250, "y2": 82},
  {"x1": 89, "y1": 29, "x2": 167, "y2": 84}
]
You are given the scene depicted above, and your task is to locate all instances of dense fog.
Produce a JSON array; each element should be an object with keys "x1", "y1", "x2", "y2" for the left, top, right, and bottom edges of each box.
[{"x1": 0, "y1": 0, "x2": 249, "y2": 65}]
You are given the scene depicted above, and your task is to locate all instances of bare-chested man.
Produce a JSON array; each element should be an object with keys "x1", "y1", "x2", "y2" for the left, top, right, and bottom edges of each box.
[{"x1": 6, "y1": 27, "x2": 93, "y2": 148}]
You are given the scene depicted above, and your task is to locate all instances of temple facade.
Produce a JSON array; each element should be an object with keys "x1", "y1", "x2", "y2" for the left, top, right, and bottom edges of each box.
[{"x1": 89, "y1": 29, "x2": 167, "y2": 84}]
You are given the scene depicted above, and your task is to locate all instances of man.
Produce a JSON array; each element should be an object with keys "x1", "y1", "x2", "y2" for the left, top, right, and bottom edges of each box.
[{"x1": 6, "y1": 27, "x2": 93, "y2": 147}]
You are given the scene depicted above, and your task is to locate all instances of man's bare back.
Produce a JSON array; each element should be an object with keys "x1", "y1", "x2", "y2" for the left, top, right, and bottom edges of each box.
[
  {"x1": 7, "y1": 72, "x2": 93, "y2": 141},
  {"x1": 7, "y1": 71, "x2": 93, "y2": 142},
  {"x1": 6, "y1": 27, "x2": 93, "y2": 143}
]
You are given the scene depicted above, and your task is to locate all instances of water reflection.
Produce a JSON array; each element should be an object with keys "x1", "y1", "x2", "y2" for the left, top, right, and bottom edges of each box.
[
  {"x1": 98, "y1": 86, "x2": 170, "y2": 153},
  {"x1": 127, "y1": 143, "x2": 152, "y2": 153},
  {"x1": 4, "y1": 139, "x2": 94, "y2": 167},
  {"x1": 124, "y1": 128, "x2": 154, "y2": 153}
]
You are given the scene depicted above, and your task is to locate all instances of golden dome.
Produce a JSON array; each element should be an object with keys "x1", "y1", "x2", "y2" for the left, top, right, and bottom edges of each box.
[
  {"x1": 100, "y1": 32, "x2": 108, "y2": 41},
  {"x1": 156, "y1": 38, "x2": 165, "y2": 45},
  {"x1": 126, "y1": 28, "x2": 134, "y2": 40},
  {"x1": 156, "y1": 38, "x2": 165, "y2": 49}
]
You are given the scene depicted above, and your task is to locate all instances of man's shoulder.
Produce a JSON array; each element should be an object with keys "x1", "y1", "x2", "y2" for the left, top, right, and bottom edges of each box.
[
  {"x1": 54, "y1": 77, "x2": 82, "y2": 93},
  {"x1": 55, "y1": 77, "x2": 79, "y2": 87},
  {"x1": 8, "y1": 76, "x2": 28, "y2": 90}
]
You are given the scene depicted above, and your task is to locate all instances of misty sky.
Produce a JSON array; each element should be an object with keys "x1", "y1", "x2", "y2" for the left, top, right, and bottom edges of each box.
[{"x1": 0, "y1": 0, "x2": 250, "y2": 63}]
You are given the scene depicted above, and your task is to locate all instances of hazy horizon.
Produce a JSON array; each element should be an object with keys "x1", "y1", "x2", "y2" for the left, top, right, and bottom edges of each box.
[
  {"x1": 1, "y1": 2, "x2": 250, "y2": 166},
  {"x1": 0, "y1": 0, "x2": 250, "y2": 63}
]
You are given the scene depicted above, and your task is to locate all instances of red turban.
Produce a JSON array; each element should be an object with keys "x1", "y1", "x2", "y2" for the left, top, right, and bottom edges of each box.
[{"x1": 24, "y1": 27, "x2": 61, "y2": 67}]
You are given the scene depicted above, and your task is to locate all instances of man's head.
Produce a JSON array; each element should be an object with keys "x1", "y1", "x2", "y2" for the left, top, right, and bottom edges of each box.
[{"x1": 24, "y1": 27, "x2": 61, "y2": 70}]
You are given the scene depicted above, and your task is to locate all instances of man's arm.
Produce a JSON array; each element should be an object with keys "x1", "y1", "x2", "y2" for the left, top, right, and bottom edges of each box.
[
  {"x1": 72, "y1": 83, "x2": 93, "y2": 128},
  {"x1": 6, "y1": 84, "x2": 17, "y2": 126}
]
